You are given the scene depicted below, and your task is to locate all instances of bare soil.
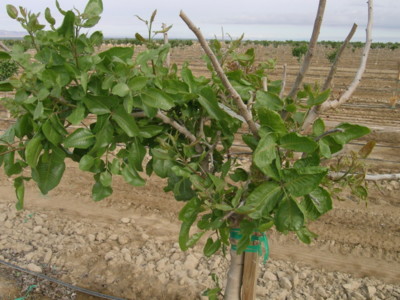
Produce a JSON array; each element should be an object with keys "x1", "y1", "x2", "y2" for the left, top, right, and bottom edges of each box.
[{"x1": 0, "y1": 44, "x2": 399, "y2": 300}]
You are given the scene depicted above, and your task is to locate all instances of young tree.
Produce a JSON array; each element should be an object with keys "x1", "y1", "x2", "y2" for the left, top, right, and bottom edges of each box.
[{"x1": 0, "y1": 0, "x2": 374, "y2": 299}]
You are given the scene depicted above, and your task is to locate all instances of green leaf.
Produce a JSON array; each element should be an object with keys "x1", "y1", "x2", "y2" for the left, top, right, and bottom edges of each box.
[
  {"x1": 66, "y1": 104, "x2": 86, "y2": 125},
  {"x1": 14, "y1": 177, "x2": 25, "y2": 210},
  {"x1": 257, "y1": 108, "x2": 288, "y2": 136},
  {"x1": 32, "y1": 152, "x2": 66, "y2": 195},
  {"x1": 92, "y1": 181, "x2": 112, "y2": 201},
  {"x1": 332, "y1": 123, "x2": 371, "y2": 145},
  {"x1": 296, "y1": 227, "x2": 317, "y2": 244},
  {"x1": 83, "y1": 0, "x2": 103, "y2": 17},
  {"x1": 99, "y1": 47, "x2": 133, "y2": 61},
  {"x1": 112, "y1": 106, "x2": 139, "y2": 137},
  {"x1": 63, "y1": 128, "x2": 95, "y2": 149},
  {"x1": 253, "y1": 134, "x2": 277, "y2": 171},
  {"x1": 6, "y1": 5, "x2": 18, "y2": 19},
  {"x1": 128, "y1": 76, "x2": 148, "y2": 91},
  {"x1": 275, "y1": 198, "x2": 304, "y2": 231},
  {"x1": 45, "y1": 8, "x2": 56, "y2": 26},
  {"x1": 307, "y1": 89, "x2": 330, "y2": 107},
  {"x1": 55, "y1": 0, "x2": 67, "y2": 15},
  {"x1": 319, "y1": 138, "x2": 332, "y2": 158},
  {"x1": 300, "y1": 187, "x2": 332, "y2": 220},
  {"x1": 283, "y1": 167, "x2": 328, "y2": 197},
  {"x1": 279, "y1": 133, "x2": 318, "y2": 153},
  {"x1": 25, "y1": 135, "x2": 43, "y2": 168},
  {"x1": 174, "y1": 178, "x2": 196, "y2": 201},
  {"x1": 112, "y1": 83, "x2": 130, "y2": 97},
  {"x1": 229, "y1": 168, "x2": 248, "y2": 182},
  {"x1": 204, "y1": 238, "x2": 221, "y2": 257},
  {"x1": 0, "y1": 52, "x2": 11, "y2": 60},
  {"x1": 255, "y1": 90, "x2": 284, "y2": 111},
  {"x1": 199, "y1": 87, "x2": 229, "y2": 121},
  {"x1": 3, "y1": 152, "x2": 22, "y2": 176},
  {"x1": 0, "y1": 82, "x2": 13, "y2": 92},
  {"x1": 242, "y1": 134, "x2": 258, "y2": 151},
  {"x1": 152, "y1": 158, "x2": 174, "y2": 178},
  {"x1": 42, "y1": 119, "x2": 63, "y2": 145},
  {"x1": 110, "y1": 158, "x2": 120, "y2": 175},
  {"x1": 236, "y1": 182, "x2": 283, "y2": 219},
  {"x1": 128, "y1": 138, "x2": 146, "y2": 171},
  {"x1": 121, "y1": 164, "x2": 145, "y2": 186},
  {"x1": 82, "y1": 96, "x2": 111, "y2": 115},
  {"x1": 33, "y1": 102, "x2": 44, "y2": 120},
  {"x1": 57, "y1": 11, "x2": 75, "y2": 39},
  {"x1": 79, "y1": 154, "x2": 95, "y2": 171},
  {"x1": 141, "y1": 88, "x2": 174, "y2": 110},
  {"x1": 100, "y1": 171, "x2": 112, "y2": 187},
  {"x1": 178, "y1": 197, "x2": 202, "y2": 250},
  {"x1": 208, "y1": 174, "x2": 225, "y2": 193},
  {"x1": 313, "y1": 118, "x2": 325, "y2": 137}
]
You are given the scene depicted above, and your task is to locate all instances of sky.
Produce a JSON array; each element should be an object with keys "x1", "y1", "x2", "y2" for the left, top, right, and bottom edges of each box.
[{"x1": 0, "y1": 0, "x2": 399, "y2": 42}]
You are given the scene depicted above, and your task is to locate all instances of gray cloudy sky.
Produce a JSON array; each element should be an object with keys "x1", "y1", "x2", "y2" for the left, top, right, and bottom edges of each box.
[{"x1": 1, "y1": 0, "x2": 399, "y2": 41}]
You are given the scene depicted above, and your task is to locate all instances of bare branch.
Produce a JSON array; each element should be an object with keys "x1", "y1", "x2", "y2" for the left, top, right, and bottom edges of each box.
[
  {"x1": 0, "y1": 41, "x2": 11, "y2": 52},
  {"x1": 320, "y1": 0, "x2": 373, "y2": 111},
  {"x1": 323, "y1": 23, "x2": 358, "y2": 91},
  {"x1": 301, "y1": 0, "x2": 373, "y2": 132},
  {"x1": 162, "y1": 23, "x2": 171, "y2": 68},
  {"x1": 179, "y1": 11, "x2": 259, "y2": 138},
  {"x1": 262, "y1": 76, "x2": 268, "y2": 92},
  {"x1": 329, "y1": 172, "x2": 400, "y2": 181},
  {"x1": 279, "y1": 64, "x2": 287, "y2": 99},
  {"x1": 287, "y1": 0, "x2": 327, "y2": 100},
  {"x1": 132, "y1": 110, "x2": 197, "y2": 143}
]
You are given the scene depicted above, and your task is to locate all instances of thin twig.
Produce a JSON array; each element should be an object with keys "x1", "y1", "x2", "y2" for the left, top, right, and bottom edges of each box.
[
  {"x1": 287, "y1": 0, "x2": 327, "y2": 100},
  {"x1": 132, "y1": 110, "x2": 197, "y2": 143},
  {"x1": 179, "y1": 11, "x2": 259, "y2": 138},
  {"x1": 279, "y1": 64, "x2": 287, "y2": 99},
  {"x1": 323, "y1": 23, "x2": 358, "y2": 91},
  {"x1": 314, "y1": 128, "x2": 345, "y2": 141}
]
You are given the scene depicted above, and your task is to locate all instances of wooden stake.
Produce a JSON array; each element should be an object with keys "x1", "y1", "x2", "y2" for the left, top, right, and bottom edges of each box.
[{"x1": 241, "y1": 252, "x2": 259, "y2": 300}]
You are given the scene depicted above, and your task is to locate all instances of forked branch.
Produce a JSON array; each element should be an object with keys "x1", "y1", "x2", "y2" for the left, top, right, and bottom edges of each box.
[
  {"x1": 179, "y1": 11, "x2": 259, "y2": 138},
  {"x1": 301, "y1": 0, "x2": 373, "y2": 132},
  {"x1": 287, "y1": 0, "x2": 327, "y2": 100}
]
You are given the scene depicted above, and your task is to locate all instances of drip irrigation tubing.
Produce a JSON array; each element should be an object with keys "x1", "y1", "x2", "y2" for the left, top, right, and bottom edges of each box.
[{"x1": 0, "y1": 259, "x2": 127, "y2": 300}]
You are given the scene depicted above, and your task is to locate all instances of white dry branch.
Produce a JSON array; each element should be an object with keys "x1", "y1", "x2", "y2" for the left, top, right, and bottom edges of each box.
[
  {"x1": 322, "y1": 23, "x2": 358, "y2": 91},
  {"x1": 279, "y1": 64, "x2": 287, "y2": 99},
  {"x1": 302, "y1": 0, "x2": 374, "y2": 132},
  {"x1": 329, "y1": 172, "x2": 400, "y2": 181},
  {"x1": 287, "y1": 0, "x2": 327, "y2": 100}
]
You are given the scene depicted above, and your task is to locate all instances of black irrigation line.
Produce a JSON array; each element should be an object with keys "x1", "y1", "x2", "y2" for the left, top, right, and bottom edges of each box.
[{"x1": 0, "y1": 258, "x2": 127, "y2": 300}]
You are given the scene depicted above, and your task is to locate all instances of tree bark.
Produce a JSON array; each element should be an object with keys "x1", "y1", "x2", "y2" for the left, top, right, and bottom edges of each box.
[
  {"x1": 287, "y1": 0, "x2": 327, "y2": 100},
  {"x1": 224, "y1": 249, "x2": 244, "y2": 300}
]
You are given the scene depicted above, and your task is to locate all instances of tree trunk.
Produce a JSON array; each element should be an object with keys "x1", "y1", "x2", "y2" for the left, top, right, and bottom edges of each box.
[{"x1": 224, "y1": 250, "x2": 244, "y2": 300}]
